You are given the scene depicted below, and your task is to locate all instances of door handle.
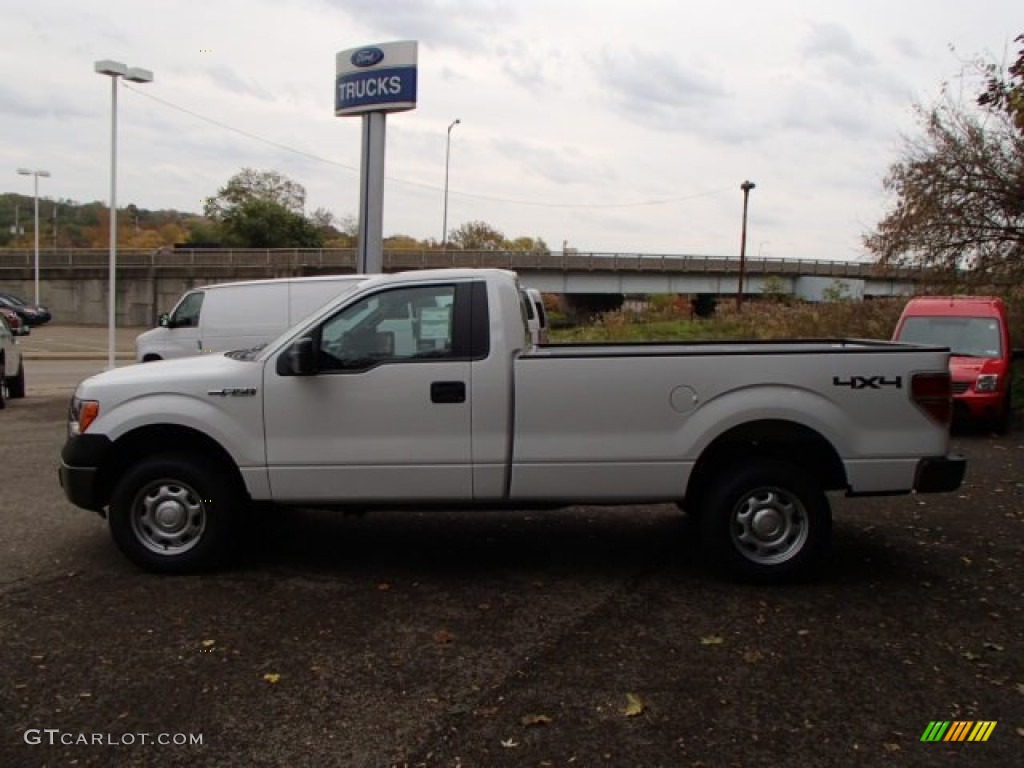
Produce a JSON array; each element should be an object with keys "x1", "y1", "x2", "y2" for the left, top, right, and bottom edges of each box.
[{"x1": 431, "y1": 381, "x2": 466, "y2": 404}]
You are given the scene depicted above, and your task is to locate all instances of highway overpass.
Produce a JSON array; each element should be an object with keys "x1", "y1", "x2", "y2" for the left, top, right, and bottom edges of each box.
[{"x1": 0, "y1": 247, "x2": 926, "y2": 325}]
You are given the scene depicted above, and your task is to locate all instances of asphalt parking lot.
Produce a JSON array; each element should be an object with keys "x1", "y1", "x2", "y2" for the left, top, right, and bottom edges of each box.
[{"x1": 1, "y1": 335, "x2": 1022, "y2": 767}]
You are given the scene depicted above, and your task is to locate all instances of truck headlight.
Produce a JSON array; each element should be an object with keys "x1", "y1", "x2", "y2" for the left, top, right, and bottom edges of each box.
[
  {"x1": 68, "y1": 397, "x2": 100, "y2": 436},
  {"x1": 975, "y1": 374, "x2": 999, "y2": 393}
]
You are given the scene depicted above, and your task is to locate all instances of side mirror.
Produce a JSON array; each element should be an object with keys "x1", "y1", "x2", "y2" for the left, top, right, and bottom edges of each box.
[
  {"x1": 158, "y1": 313, "x2": 170, "y2": 328},
  {"x1": 276, "y1": 337, "x2": 317, "y2": 376}
]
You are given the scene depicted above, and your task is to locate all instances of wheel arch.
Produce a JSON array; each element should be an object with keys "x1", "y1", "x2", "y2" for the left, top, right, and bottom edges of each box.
[
  {"x1": 685, "y1": 419, "x2": 846, "y2": 509},
  {"x1": 98, "y1": 424, "x2": 248, "y2": 508}
]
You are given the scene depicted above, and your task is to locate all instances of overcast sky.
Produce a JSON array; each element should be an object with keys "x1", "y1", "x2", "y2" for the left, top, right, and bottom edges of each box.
[{"x1": 2, "y1": 0, "x2": 1020, "y2": 260}]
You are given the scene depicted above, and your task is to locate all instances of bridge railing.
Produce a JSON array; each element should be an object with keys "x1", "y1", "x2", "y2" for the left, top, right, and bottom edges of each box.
[{"x1": 0, "y1": 247, "x2": 924, "y2": 279}]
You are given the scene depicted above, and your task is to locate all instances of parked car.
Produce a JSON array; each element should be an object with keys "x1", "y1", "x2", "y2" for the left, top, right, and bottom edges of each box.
[
  {"x1": 892, "y1": 296, "x2": 1023, "y2": 433},
  {"x1": 0, "y1": 312, "x2": 26, "y2": 408},
  {"x1": 0, "y1": 292, "x2": 52, "y2": 326},
  {"x1": 0, "y1": 306, "x2": 30, "y2": 336}
]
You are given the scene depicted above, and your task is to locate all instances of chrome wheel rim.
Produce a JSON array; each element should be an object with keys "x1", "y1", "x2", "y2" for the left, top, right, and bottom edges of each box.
[
  {"x1": 131, "y1": 480, "x2": 206, "y2": 556},
  {"x1": 730, "y1": 486, "x2": 808, "y2": 565}
]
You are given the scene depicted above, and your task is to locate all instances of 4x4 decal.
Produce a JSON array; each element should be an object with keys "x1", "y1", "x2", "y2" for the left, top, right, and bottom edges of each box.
[{"x1": 833, "y1": 375, "x2": 903, "y2": 390}]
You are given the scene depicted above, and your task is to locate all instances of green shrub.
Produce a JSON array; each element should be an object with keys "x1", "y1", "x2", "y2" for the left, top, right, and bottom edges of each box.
[{"x1": 550, "y1": 297, "x2": 908, "y2": 343}]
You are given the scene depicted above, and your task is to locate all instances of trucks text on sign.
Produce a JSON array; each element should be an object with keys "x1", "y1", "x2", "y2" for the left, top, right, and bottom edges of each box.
[{"x1": 335, "y1": 40, "x2": 418, "y2": 116}]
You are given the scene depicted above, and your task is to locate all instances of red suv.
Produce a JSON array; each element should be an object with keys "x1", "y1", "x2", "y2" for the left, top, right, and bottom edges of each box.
[{"x1": 893, "y1": 296, "x2": 1022, "y2": 433}]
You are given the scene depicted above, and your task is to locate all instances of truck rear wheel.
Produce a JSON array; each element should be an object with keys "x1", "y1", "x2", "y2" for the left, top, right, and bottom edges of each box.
[
  {"x1": 699, "y1": 460, "x2": 831, "y2": 582},
  {"x1": 109, "y1": 454, "x2": 239, "y2": 573}
]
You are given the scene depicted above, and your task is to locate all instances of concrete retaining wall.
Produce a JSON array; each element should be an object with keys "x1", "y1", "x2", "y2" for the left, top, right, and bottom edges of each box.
[{"x1": 1, "y1": 266, "x2": 299, "y2": 326}]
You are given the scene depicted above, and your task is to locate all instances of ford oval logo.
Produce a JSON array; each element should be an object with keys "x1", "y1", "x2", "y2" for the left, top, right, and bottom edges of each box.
[{"x1": 351, "y1": 48, "x2": 384, "y2": 68}]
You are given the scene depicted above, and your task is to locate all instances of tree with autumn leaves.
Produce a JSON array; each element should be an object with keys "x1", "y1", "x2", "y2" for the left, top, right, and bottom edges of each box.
[{"x1": 866, "y1": 34, "x2": 1024, "y2": 279}]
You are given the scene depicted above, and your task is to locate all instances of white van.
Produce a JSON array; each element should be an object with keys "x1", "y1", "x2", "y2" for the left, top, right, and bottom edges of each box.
[{"x1": 135, "y1": 275, "x2": 367, "y2": 362}]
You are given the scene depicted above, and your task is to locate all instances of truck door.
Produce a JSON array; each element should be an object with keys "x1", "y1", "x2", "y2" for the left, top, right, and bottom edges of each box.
[{"x1": 262, "y1": 281, "x2": 477, "y2": 502}]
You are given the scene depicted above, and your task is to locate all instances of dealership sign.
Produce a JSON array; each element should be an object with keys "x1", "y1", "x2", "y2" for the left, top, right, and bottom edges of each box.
[{"x1": 335, "y1": 40, "x2": 418, "y2": 116}]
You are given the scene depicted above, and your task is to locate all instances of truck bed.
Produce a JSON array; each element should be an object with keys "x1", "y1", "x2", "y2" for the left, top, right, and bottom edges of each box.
[{"x1": 522, "y1": 338, "x2": 946, "y2": 358}]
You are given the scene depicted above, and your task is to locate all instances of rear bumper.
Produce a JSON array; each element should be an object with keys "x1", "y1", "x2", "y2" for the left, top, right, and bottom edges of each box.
[{"x1": 914, "y1": 454, "x2": 967, "y2": 493}]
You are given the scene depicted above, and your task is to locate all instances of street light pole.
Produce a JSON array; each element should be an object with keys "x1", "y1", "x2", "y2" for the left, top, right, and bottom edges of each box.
[
  {"x1": 95, "y1": 60, "x2": 153, "y2": 369},
  {"x1": 16, "y1": 168, "x2": 50, "y2": 306},
  {"x1": 737, "y1": 180, "x2": 756, "y2": 312},
  {"x1": 441, "y1": 118, "x2": 460, "y2": 249}
]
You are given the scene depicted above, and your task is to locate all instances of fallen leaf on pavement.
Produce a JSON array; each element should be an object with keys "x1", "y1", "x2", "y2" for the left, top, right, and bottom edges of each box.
[
  {"x1": 433, "y1": 629, "x2": 455, "y2": 645},
  {"x1": 623, "y1": 693, "x2": 645, "y2": 717},
  {"x1": 521, "y1": 714, "x2": 553, "y2": 726},
  {"x1": 263, "y1": 673, "x2": 281, "y2": 684}
]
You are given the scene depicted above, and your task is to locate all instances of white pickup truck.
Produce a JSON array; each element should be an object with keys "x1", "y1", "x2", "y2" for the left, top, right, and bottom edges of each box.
[{"x1": 60, "y1": 268, "x2": 965, "y2": 581}]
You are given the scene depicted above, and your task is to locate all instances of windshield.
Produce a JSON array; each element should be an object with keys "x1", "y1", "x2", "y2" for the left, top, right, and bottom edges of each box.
[{"x1": 895, "y1": 316, "x2": 1002, "y2": 358}]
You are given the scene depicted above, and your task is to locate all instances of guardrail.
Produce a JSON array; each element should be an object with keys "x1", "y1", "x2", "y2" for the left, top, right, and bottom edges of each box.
[{"x1": 0, "y1": 247, "x2": 922, "y2": 280}]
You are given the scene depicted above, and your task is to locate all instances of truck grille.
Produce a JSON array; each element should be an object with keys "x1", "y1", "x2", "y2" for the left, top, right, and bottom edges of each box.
[{"x1": 951, "y1": 381, "x2": 970, "y2": 394}]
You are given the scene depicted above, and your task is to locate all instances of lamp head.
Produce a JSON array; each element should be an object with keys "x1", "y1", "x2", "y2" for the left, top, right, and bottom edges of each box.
[
  {"x1": 125, "y1": 67, "x2": 154, "y2": 83},
  {"x1": 94, "y1": 59, "x2": 128, "y2": 77}
]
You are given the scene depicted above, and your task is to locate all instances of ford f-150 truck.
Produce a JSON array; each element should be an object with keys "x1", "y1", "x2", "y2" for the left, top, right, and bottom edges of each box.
[{"x1": 59, "y1": 269, "x2": 965, "y2": 581}]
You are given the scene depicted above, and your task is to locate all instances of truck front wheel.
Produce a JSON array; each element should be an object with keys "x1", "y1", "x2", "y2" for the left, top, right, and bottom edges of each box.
[
  {"x1": 109, "y1": 454, "x2": 239, "y2": 573},
  {"x1": 699, "y1": 460, "x2": 831, "y2": 583}
]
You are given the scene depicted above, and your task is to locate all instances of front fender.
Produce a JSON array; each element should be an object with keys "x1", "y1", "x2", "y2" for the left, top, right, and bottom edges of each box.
[{"x1": 90, "y1": 392, "x2": 266, "y2": 469}]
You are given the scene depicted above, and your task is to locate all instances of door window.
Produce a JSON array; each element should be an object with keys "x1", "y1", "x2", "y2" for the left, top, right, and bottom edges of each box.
[
  {"x1": 170, "y1": 291, "x2": 204, "y2": 328},
  {"x1": 318, "y1": 284, "x2": 457, "y2": 372}
]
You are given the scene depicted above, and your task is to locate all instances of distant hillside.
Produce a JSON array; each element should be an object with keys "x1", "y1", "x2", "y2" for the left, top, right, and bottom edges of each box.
[{"x1": 0, "y1": 193, "x2": 204, "y2": 249}]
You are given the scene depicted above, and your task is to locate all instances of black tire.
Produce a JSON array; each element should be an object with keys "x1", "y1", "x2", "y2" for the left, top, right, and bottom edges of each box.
[
  {"x1": 108, "y1": 454, "x2": 241, "y2": 573},
  {"x1": 0, "y1": 357, "x2": 6, "y2": 410},
  {"x1": 8, "y1": 362, "x2": 25, "y2": 399},
  {"x1": 698, "y1": 459, "x2": 831, "y2": 583}
]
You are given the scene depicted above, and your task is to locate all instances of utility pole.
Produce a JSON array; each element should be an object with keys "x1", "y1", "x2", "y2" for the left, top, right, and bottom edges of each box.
[{"x1": 737, "y1": 180, "x2": 756, "y2": 312}]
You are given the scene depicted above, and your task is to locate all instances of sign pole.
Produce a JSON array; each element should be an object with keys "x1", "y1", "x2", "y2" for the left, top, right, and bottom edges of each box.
[{"x1": 357, "y1": 112, "x2": 386, "y2": 274}]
